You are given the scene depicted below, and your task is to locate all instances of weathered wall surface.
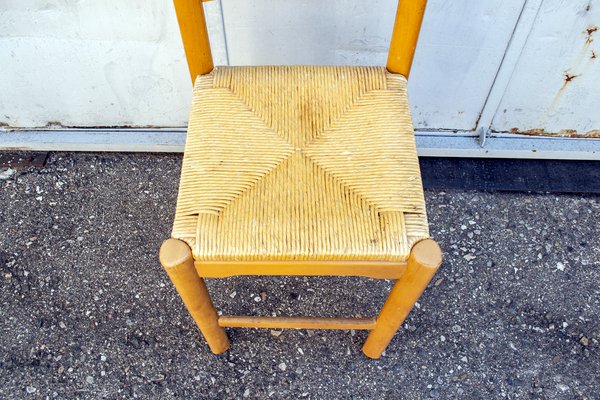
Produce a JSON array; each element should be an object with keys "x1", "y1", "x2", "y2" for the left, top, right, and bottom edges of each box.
[
  {"x1": 221, "y1": 0, "x2": 525, "y2": 132},
  {"x1": 491, "y1": 0, "x2": 600, "y2": 137},
  {"x1": 1, "y1": 0, "x2": 598, "y2": 137},
  {"x1": 0, "y1": 0, "x2": 226, "y2": 128}
]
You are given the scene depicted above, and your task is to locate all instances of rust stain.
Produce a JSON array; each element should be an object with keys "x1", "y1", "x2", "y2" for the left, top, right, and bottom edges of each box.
[
  {"x1": 541, "y1": 24, "x2": 597, "y2": 125},
  {"x1": 44, "y1": 121, "x2": 64, "y2": 128},
  {"x1": 563, "y1": 72, "x2": 579, "y2": 83},
  {"x1": 541, "y1": 69, "x2": 582, "y2": 126},
  {"x1": 559, "y1": 129, "x2": 578, "y2": 136},
  {"x1": 518, "y1": 128, "x2": 546, "y2": 136},
  {"x1": 543, "y1": 26, "x2": 598, "y2": 121},
  {"x1": 508, "y1": 128, "x2": 600, "y2": 138},
  {"x1": 545, "y1": 73, "x2": 573, "y2": 114},
  {"x1": 37, "y1": 121, "x2": 170, "y2": 130},
  {"x1": 585, "y1": 26, "x2": 598, "y2": 44},
  {"x1": 472, "y1": 111, "x2": 482, "y2": 131}
]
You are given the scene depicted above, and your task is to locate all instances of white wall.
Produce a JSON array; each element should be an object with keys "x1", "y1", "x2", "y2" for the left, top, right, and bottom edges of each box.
[
  {"x1": 0, "y1": 0, "x2": 224, "y2": 128},
  {"x1": 1, "y1": 0, "x2": 599, "y2": 137},
  {"x1": 221, "y1": 0, "x2": 525, "y2": 132},
  {"x1": 491, "y1": 0, "x2": 600, "y2": 136}
]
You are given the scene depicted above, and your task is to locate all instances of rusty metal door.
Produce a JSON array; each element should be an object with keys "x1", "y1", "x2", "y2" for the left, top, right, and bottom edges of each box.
[{"x1": 485, "y1": 0, "x2": 600, "y2": 138}]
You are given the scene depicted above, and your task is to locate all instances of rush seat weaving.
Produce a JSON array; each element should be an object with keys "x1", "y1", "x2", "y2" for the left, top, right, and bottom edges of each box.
[{"x1": 172, "y1": 66, "x2": 429, "y2": 263}]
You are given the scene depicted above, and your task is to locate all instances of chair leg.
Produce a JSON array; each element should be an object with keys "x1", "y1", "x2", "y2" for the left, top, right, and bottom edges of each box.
[
  {"x1": 159, "y1": 238, "x2": 229, "y2": 354},
  {"x1": 363, "y1": 239, "x2": 442, "y2": 359}
]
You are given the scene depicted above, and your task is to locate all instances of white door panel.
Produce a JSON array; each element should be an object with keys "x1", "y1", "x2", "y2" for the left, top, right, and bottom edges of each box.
[
  {"x1": 491, "y1": 0, "x2": 600, "y2": 136},
  {"x1": 221, "y1": 0, "x2": 526, "y2": 131},
  {"x1": 0, "y1": 0, "x2": 225, "y2": 128}
]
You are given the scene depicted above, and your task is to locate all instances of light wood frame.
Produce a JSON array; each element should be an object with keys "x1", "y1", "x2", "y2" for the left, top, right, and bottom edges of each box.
[
  {"x1": 161, "y1": 238, "x2": 441, "y2": 359},
  {"x1": 164, "y1": 0, "x2": 438, "y2": 359}
]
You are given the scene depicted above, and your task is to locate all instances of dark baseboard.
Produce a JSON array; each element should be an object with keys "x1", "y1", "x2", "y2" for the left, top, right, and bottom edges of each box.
[{"x1": 420, "y1": 157, "x2": 600, "y2": 194}]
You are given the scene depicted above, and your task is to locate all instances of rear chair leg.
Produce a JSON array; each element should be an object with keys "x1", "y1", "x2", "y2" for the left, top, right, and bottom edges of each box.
[
  {"x1": 160, "y1": 238, "x2": 229, "y2": 354},
  {"x1": 363, "y1": 239, "x2": 442, "y2": 359}
]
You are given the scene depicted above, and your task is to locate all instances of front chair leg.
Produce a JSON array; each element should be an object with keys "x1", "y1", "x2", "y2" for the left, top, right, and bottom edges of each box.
[
  {"x1": 160, "y1": 238, "x2": 229, "y2": 354},
  {"x1": 363, "y1": 239, "x2": 442, "y2": 359}
]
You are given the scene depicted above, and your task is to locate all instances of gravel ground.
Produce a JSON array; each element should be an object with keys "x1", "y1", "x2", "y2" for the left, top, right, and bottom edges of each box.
[{"x1": 0, "y1": 153, "x2": 598, "y2": 399}]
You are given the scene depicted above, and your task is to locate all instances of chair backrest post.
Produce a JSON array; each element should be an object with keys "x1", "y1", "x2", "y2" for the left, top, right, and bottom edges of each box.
[
  {"x1": 174, "y1": 0, "x2": 214, "y2": 82},
  {"x1": 174, "y1": 0, "x2": 427, "y2": 81},
  {"x1": 386, "y1": 0, "x2": 427, "y2": 77}
]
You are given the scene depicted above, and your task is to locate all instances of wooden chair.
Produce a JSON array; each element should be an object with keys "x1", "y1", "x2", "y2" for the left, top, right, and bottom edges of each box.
[{"x1": 160, "y1": 0, "x2": 442, "y2": 359}]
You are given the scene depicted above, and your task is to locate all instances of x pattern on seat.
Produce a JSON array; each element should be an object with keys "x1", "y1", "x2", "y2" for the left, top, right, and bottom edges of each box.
[{"x1": 172, "y1": 66, "x2": 428, "y2": 263}]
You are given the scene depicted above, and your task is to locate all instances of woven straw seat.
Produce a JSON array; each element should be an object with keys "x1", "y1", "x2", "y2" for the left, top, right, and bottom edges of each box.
[{"x1": 172, "y1": 66, "x2": 429, "y2": 270}]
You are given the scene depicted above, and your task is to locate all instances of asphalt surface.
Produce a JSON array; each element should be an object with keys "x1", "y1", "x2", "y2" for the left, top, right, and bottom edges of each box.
[{"x1": 0, "y1": 153, "x2": 598, "y2": 399}]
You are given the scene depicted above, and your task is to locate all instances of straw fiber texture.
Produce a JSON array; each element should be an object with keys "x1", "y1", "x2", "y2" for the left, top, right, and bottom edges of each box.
[{"x1": 173, "y1": 66, "x2": 429, "y2": 262}]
